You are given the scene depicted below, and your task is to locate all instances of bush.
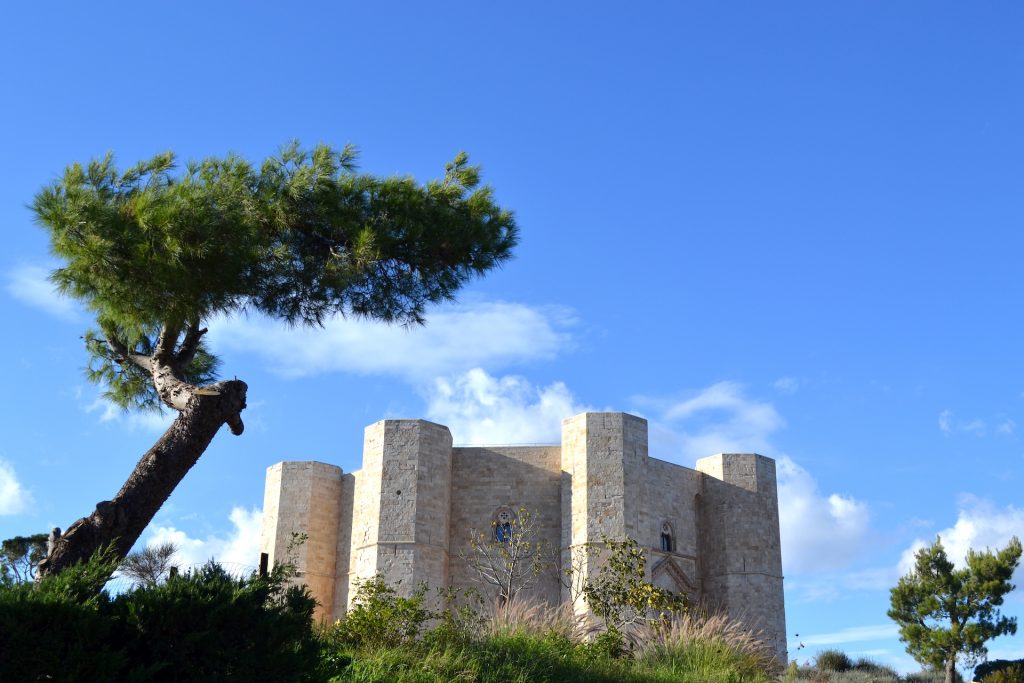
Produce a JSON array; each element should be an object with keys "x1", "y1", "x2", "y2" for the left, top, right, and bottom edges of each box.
[
  {"x1": 984, "y1": 664, "x2": 1024, "y2": 683},
  {"x1": 0, "y1": 550, "x2": 325, "y2": 682},
  {"x1": 817, "y1": 649, "x2": 854, "y2": 672},
  {"x1": 110, "y1": 562, "x2": 322, "y2": 681},
  {"x1": 978, "y1": 661, "x2": 1024, "y2": 682},
  {"x1": 330, "y1": 574, "x2": 430, "y2": 647}
]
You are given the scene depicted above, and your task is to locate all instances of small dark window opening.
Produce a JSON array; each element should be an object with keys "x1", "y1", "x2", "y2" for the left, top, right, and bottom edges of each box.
[
  {"x1": 495, "y1": 522, "x2": 513, "y2": 543},
  {"x1": 660, "y1": 532, "x2": 673, "y2": 552}
]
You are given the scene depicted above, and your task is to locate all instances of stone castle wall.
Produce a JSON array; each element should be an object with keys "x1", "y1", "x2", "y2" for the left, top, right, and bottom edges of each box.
[{"x1": 260, "y1": 412, "x2": 787, "y2": 660}]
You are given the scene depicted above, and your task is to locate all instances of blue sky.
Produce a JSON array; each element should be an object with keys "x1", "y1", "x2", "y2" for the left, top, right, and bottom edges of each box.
[{"x1": 1, "y1": 1, "x2": 1022, "y2": 674}]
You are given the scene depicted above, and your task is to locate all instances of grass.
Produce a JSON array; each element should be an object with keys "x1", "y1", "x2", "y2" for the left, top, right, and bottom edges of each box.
[{"x1": 323, "y1": 599, "x2": 778, "y2": 683}]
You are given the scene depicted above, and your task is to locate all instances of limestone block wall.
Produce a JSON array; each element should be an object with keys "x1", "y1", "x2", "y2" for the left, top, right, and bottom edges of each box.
[
  {"x1": 561, "y1": 412, "x2": 648, "y2": 611},
  {"x1": 696, "y1": 453, "x2": 787, "y2": 662},
  {"x1": 640, "y1": 457, "x2": 703, "y2": 598},
  {"x1": 448, "y1": 446, "x2": 562, "y2": 605},
  {"x1": 346, "y1": 420, "x2": 453, "y2": 604},
  {"x1": 260, "y1": 461, "x2": 343, "y2": 622},
  {"x1": 331, "y1": 472, "x2": 357, "y2": 618}
]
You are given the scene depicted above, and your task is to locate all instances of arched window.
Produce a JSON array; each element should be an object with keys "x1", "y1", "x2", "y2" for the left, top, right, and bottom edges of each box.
[
  {"x1": 493, "y1": 507, "x2": 515, "y2": 543},
  {"x1": 660, "y1": 521, "x2": 674, "y2": 553}
]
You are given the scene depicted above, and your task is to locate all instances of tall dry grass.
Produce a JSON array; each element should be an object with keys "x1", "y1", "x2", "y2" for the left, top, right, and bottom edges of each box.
[
  {"x1": 478, "y1": 596, "x2": 597, "y2": 641},
  {"x1": 634, "y1": 611, "x2": 780, "y2": 680}
]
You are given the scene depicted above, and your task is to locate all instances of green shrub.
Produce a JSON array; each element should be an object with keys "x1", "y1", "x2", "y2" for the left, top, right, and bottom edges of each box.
[
  {"x1": 984, "y1": 664, "x2": 1024, "y2": 683},
  {"x1": 330, "y1": 574, "x2": 430, "y2": 647},
  {"x1": 0, "y1": 551, "x2": 325, "y2": 682},
  {"x1": 978, "y1": 661, "x2": 1024, "y2": 682},
  {"x1": 817, "y1": 649, "x2": 854, "y2": 672},
  {"x1": 110, "y1": 562, "x2": 322, "y2": 681}
]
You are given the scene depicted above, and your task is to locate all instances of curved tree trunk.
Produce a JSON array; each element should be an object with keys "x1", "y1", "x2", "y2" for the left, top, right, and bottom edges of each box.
[{"x1": 38, "y1": 379, "x2": 246, "y2": 577}]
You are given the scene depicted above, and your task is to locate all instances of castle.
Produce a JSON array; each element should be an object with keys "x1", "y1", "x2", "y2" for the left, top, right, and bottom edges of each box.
[{"x1": 260, "y1": 412, "x2": 787, "y2": 659}]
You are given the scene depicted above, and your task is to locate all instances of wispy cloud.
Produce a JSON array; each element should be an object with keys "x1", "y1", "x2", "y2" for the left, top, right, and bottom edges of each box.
[
  {"x1": 898, "y1": 496, "x2": 1024, "y2": 575},
  {"x1": 649, "y1": 381, "x2": 784, "y2": 458},
  {"x1": 0, "y1": 458, "x2": 34, "y2": 515},
  {"x1": 773, "y1": 376, "x2": 802, "y2": 395},
  {"x1": 208, "y1": 301, "x2": 576, "y2": 380},
  {"x1": 5, "y1": 264, "x2": 79, "y2": 321},
  {"x1": 84, "y1": 396, "x2": 175, "y2": 433},
  {"x1": 143, "y1": 506, "x2": 262, "y2": 571},
  {"x1": 799, "y1": 624, "x2": 899, "y2": 647},
  {"x1": 425, "y1": 368, "x2": 589, "y2": 444},
  {"x1": 937, "y1": 409, "x2": 1015, "y2": 437}
]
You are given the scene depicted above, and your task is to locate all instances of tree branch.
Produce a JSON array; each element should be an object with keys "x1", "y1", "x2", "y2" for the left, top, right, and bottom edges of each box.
[
  {"x1": 154, "y1": 323, "x2": 181, "y2": 363},
  {"x1": 174, "y1": 321, "x2": 208, "y2": 369},
  {"x1": 100, "y1": 326, "x2": 153, "y2": 372}
]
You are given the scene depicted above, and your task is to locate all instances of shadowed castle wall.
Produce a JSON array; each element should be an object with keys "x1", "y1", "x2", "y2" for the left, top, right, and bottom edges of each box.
[
  {"x1": 447, "y1": 446, "x2": 563, "y2": 605},
  {"x1": 696, "y1": 454, "x2": 787, "y2": 661}
]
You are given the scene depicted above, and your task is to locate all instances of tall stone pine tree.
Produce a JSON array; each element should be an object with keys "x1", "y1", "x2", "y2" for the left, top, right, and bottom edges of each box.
[
  {"x1": 32, "y1": 143, "x2": 517, "y2": 575},
  {"x1": 888, "y1": 536, "x2": 1022, "y2": 683}
]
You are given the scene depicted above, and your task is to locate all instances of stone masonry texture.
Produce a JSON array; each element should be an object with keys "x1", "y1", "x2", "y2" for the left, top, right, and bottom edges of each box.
[{"x1": 260, "y1": 412, "x2": 788, "y2": 661}]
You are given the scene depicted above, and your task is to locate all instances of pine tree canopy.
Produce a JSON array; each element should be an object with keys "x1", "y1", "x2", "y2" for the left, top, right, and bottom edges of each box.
[
  {"x1": 888, "y1": 535, "x2": 1021, "y2": 677},
  {"x1": 31, "y1": 142, "x2": 518, "y2": 412}
]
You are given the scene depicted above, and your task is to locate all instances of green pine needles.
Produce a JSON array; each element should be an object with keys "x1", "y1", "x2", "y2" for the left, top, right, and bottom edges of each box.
[{"x1": 33, "y1": 142, "x2": 518, "y2": 411}]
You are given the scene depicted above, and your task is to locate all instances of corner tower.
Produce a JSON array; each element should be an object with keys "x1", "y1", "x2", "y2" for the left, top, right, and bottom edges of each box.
[
  {"x1": 696, "y1": 453, "x2": 787, "y2": 662},
  {"x1": 260, "y1": 461, "x2": 343, "y2": 622},
  {"x1": 561, "y1": 412, "x2": 648, "y2": 613},
  {"x1": 347, "y1": 419, "x2": 453, "y2": 602}
]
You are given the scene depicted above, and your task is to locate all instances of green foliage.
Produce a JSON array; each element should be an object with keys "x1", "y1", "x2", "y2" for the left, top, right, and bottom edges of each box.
[
  {"x1": 0, "y1": 552, "x2": 325, "y2": 682},
  {"x1": 817, "y1": 649, "x2": 854, "y2": 672},
  {"x1": 888, "y1": 536, "x2": 1022, "y2": 674},
  {"x1": 0, "y1": 533, "x2": 48, "y2": 583},
  {"x1": 33, "y1": 143, "x2": 518, "y2": 412},
  {"x1": 329, "y1": 574, "x2": 431, "y2": 648},
  {"x1": 977, "y1": 660, "x2": 1024, "y2": 683},
  {"x1": 424, "y1": 585, "x2": 486, "y2": 646},
  {"x1": 582, "y1": 536, "x2": 688, "y2": 630},
  {"x1": 982, "y1": 664, "x2": 1024, "y2": 683}
]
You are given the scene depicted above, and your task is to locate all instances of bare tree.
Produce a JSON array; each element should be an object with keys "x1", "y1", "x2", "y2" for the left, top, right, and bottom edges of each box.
[
  {"x1": 462, "y1": 507, "x2": 550, "y2": 604},
  {"x1": 119, "y1": 542, "x2": 178, "y2": 587},
  {"x1": 552, "y1": 543, "x2": 594, "y2": 608}
]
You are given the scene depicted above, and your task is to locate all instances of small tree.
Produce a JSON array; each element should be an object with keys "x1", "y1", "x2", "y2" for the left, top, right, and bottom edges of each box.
[
  {"x1": 582, "y1": 536, "x2": 687, "y2": 632},
  {"x1": 32, "y1": 143, "x2": 517, "y2": 575},
  {"x1": 462, "y1": 507, "x2": 550, "y2": 604},
  {"x1": 0, "y1": 534, "x2": 48, "y2": 583},
  {"x1": 888, "y1": 536, "x2": 1022, "y2": 683},
  {"x1": 118, "y1": 542, "x2": 177, "y2": 587}
]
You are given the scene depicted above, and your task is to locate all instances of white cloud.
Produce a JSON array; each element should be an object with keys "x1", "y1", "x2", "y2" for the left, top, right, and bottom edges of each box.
[
  {"x1": 145, "y1": 506, "x2": 263, "y2": 572},
  {"x1": 938, "y1": 409, "x2": 991, "y2": 437},
  {"x1": 84, "y1": 396, "x2": 175, "y2": 433},
  {"x1": 898, "y1": 496, "x2": 1024, "y2": 576},
  {"x1": 425, "y1": 368, "x2": 588, "y2": 444},
  {"x1": 208, "y1": 301, "x2": 576, "y2": 380},
  {"x1": 638, "y1": 382, "x2": 871, "y2": 576},
  {"x1": 6, "y1": 264, "x2": 79, "y2": 321},
  {"x1": 997, "y1": 418, "x2": 1016, "y2": 435},
  {"x1": 777, "y1": 456, "x2": 871, "y2": 573},
  {"x1": 799, "y1": 623, "x2": 900, "y2": 646},
  {"x1": 773, "y1": 376, "x2": 802, "y2": 395},
  {"x1": 0, "y1": 458, "x2": 34, "y2": 515},
  {"x1": 657, "y1": 381, "x2": 785, "y2": 458}
]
